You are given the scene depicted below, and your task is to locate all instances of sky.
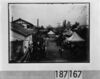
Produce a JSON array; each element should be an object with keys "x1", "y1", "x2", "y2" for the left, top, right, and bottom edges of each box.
[{"x1": 9, "y1": 3, "x2": 89, "y2": 27}]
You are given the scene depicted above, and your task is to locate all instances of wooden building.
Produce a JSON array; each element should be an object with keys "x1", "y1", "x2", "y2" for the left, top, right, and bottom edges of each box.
[{"x1": 10, "y1": 18, "x2": 35, "y2": 62}]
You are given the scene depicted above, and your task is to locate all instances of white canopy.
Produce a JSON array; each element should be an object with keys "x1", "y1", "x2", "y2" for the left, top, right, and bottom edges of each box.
[
  {"x1": 48, "y1": 31, "x2": 55, "y2": 34},
  {"x1": 65, "y1": 32, "x2": 84, "y2": 42},
  {"x1": 10, "y1": 37, "x2": 24, "y2": 41}
]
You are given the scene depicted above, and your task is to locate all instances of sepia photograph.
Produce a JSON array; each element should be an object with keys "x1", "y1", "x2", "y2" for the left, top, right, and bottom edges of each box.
[{"x1": 8, "y1": 3, "x2": 90, "y2": 63}]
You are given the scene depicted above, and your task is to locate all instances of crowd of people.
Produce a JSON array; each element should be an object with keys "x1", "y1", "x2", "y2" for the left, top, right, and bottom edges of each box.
[{"x1": 19, "y1": 32, "x2": 46, "y2": 62}]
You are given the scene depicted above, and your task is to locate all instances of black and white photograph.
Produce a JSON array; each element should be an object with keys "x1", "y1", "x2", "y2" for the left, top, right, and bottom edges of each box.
[{"x1": 8, "y1": 3, "x2": 90, "y2": 63}]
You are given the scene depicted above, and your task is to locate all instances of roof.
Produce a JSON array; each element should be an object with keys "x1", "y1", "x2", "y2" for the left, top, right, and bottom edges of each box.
[
  {"x1": 12, "y1": 18, "x2": 34, "y2": 27},
  {"x1": 67, "y1": 32, "x2": 84, "y2": 42},
  {"x1": 48, "y1": 30, "x2": 55, "y2": 34},
  {"x1": 65, "y1": 32, "x2": 84, "y2": 42},
  {"x1": 11, "y1": 23, "x2": 34, "y2": 37}
]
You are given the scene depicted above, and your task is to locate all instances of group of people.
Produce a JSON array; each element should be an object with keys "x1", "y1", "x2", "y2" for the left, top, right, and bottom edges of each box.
[{"x1": 20, "y1": 33, "x2": 46, "y2": 62}]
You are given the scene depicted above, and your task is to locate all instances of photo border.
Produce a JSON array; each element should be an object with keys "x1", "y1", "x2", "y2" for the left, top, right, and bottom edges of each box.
[{"x1": 8, "y1": 2, "x2": 90, "y2": 63}]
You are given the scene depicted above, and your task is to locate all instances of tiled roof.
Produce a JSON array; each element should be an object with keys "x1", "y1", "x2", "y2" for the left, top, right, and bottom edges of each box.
[
  {"x1": 11, "y1": 23, "x2": 35, "y2": 37},
  {"x1": 12, "y1": 18, "x2": 34, "y2": 26}
]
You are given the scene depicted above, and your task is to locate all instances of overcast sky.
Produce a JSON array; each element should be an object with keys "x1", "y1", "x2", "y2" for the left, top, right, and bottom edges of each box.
[{"x1": 9, "y1": 3, "x2": 89, "y2": 27}]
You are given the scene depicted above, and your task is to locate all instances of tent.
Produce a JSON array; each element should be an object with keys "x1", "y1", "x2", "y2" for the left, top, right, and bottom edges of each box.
[
  {"x1": 66, "y1": 32, "x2": 84, "y2": 42},
  {"x1": 48, "y1": 31, "x2": 55, "y2": 34}
]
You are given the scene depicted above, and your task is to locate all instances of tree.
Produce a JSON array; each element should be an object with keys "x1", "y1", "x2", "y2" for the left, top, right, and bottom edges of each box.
[
  {"x1": 72, "y1": 22, "x2": 79, "y2": 30},
  {"x1": 40, "y1": 25, "x2": 44, "y2": 29},
  {"x1": 46, "y1": 25, "x2": 53, "y2": 31},
  {"x1": 62, "y1": 20, "x2": 66, "y2": 28},
  {"x1": 66, "y1": 21, "x2": 71, "y2": 30}
]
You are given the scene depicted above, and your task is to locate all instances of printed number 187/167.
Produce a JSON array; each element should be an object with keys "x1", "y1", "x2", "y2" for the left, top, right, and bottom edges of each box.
[{"x1": 55, "y1": 70, "x2": 82, "y2": 78}]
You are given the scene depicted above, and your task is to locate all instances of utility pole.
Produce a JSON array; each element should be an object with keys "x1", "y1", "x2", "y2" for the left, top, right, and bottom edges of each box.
[
  {"x1": 12, "y1": 17, "x2": 13, "y2": 22},
  {"x1": 37, "y1": 18, "x2": 39, "y2": 27}
]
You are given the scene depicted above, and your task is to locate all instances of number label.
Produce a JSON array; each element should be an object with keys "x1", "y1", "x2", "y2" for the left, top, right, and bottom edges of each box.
[{"x1": 55, "y1": 70, "x2": 82, "y2": 79}]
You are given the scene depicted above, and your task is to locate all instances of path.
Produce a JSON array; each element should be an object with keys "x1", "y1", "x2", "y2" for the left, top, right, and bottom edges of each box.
[{"x1": 45, "y1": 39, "x2": 61, "y2": 59}]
